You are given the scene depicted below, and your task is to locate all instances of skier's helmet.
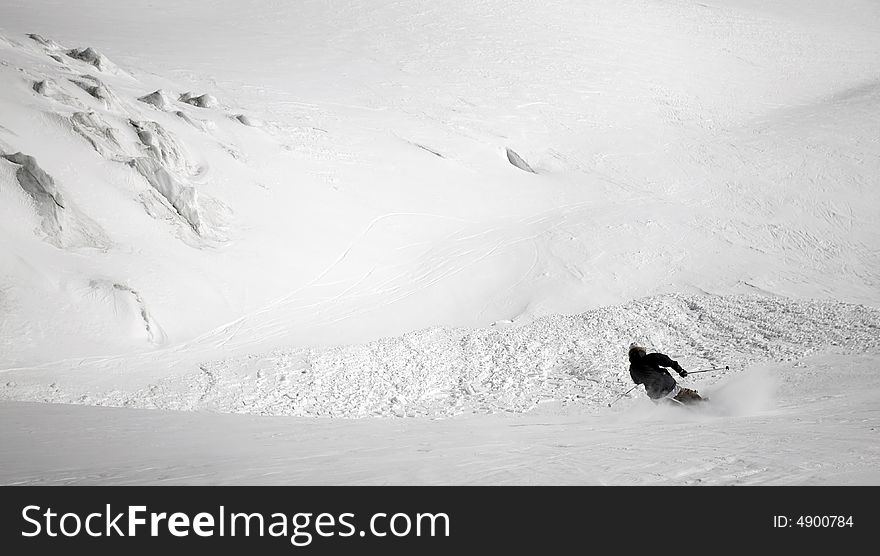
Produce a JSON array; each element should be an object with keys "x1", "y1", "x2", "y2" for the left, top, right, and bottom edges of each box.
[{"x1": 628, "y1": 342, "x2": 646, "y2": 360}]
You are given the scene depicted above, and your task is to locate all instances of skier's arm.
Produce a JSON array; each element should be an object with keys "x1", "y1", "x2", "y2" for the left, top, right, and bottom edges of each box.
[{"x1": 644, "y1": 353, "x2": 687, "y2": 376}]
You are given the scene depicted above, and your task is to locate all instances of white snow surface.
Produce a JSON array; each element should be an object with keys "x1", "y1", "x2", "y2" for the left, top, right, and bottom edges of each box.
[
  {"x1": 0, "y1": 0, "x2": 879, "y2": 484},
  {"x1": 2, "y1": 351, "x2": 879, "y2": 485}
]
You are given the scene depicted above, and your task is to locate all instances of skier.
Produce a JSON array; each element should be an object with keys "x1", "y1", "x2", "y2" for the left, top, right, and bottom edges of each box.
[{"x1": 628, "y1": 343, "x2": 706, "y2": 405}]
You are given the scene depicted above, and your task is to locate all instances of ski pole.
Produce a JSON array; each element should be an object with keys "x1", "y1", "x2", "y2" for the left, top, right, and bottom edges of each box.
[
  {"x1": 686, "y1": 365, "x2": 729, "y2": 375},
  {"x1": 607, "y1": 385, "x2": 638, "y2": 407}
]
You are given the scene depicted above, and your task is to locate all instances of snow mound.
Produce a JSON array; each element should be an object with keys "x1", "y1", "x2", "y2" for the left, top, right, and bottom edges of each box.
[
  {"x1": 506, "y1": 148, "x2": 536, "y2": 173},
  {"x1": 137, "y1": 89, "x2": 174, "y2": 111},
  {"x1": 179, "y1": 92, "x2": 218, "y2": 108}
]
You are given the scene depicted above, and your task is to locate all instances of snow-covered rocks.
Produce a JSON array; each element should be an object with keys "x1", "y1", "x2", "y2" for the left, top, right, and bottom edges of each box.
[
  {"x1": 69, "y1": 110, "x2": 126, "y2": 158},
  {"x1": 128, "y1": 156, "x2": 203, "y2": 233},
  {"x1": 1, "y1": 151, "x2": 65, "y2": 210},
  {"x1": 0, "y1": 151, "x2": 107, "y2": 247},
  {"x1": 5, "y1": 31, "x2": 235, "y2": 244},
  {"x1": 26, "y1": 33, "x2": 62, "y2": 50},
  {"x1": 32, "y1": 77, "x2": 90, "y2": 108},
  {"x1": 173, "y1": 110, "x2": 205, "y2": 130},
  {"x1": 505, "y1": 148, "x2": 536, "y2": 173},
  {"x1": 68, "y1": 74, "x2": 122, "y2": 110},
  {"x1": 179, "y1": 92, "x2": 218, "y2": 108},
  {"x1": 137, "y1": 89, "x2": 174, "y2": 111},
  {"x1": 125, "y1": 118, "x2": 214, "y2": 235},
  {"x1": 66, "y1": 46, "x2": 110, "y2": 71},
  {"x1": 89, "y1": 280, "x2": 167, "y2": 345},
  {"x1": 130, "y1": 119, "x2": 191, "y2": 173},
  {"x1": 4, "y1": 32, "x2": 251, "y2": 246},
  {"x1": 234, "y1": 114, "x2": 262, "y2": 127},
  {"x1": 32, "y1": 79, "x2": 55, "y2": 96}
]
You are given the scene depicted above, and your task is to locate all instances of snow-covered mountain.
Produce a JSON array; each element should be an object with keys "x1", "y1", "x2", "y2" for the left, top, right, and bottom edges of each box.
[{"x1": 0, "y1": 0, "x2": 878, "y2": 484}]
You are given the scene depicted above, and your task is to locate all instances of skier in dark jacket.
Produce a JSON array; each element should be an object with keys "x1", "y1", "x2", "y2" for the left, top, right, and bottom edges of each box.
[{"x1": 628, "y1": 343, "x2": 705, "y2": 404}]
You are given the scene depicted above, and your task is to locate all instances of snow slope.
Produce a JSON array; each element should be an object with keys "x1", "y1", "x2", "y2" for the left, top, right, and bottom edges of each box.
[
  {"x1": 0, "y1": 0, "x2": 879, "y2": 484},
  {"x1": 2, "y1": 350, "x2": 878, "y2": 485}
]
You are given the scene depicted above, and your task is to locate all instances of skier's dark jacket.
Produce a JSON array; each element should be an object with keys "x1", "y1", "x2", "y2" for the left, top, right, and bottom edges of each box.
[{"x1": 629, "y1": 347, "x2": 685, "y2": 399}]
